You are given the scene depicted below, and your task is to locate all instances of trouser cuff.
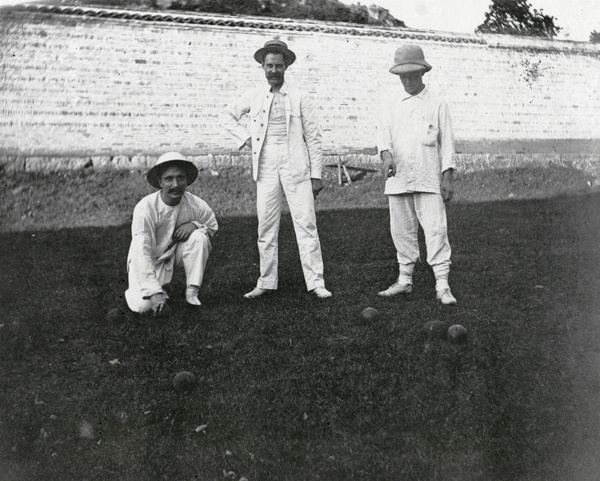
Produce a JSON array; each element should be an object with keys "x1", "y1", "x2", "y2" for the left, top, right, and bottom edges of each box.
[{"x1": 258, "y1": 280, "x2": 278, "y2": 290}]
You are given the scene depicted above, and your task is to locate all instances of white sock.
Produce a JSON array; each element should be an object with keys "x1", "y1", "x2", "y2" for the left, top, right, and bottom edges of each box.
[{"x1": 436, "y1": 279, "x2": 450, "y2": 292}]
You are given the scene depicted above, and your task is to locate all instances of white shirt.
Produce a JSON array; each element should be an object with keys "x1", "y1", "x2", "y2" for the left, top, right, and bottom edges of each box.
[
  {"x1": 265, "y1": 91, "x2": 287, "y2": 143},
  {"x1": 127, "y1": 191, "x2": 218, "y2": 298},
  {"x1": 377, "y1": 86, "x2": 456, "y2": 195}
]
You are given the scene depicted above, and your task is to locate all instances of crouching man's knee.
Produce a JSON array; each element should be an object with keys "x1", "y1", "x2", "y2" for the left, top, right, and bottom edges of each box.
[
  {"x1": 183, "y1": 229, "x2": 211, "y2": 251},
  {"x1": 125, "y1": 289, "x2": 154, "y2": 313}
]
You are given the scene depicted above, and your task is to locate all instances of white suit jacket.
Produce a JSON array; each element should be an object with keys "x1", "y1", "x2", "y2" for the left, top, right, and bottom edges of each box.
[{"x1": 220, "y1": 81, "x2": 322, "y2": 183}]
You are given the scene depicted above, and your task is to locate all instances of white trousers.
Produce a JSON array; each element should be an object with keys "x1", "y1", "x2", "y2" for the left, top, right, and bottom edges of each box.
[
  {"x1": 255, "y1": 143, "x2": 325, "y2": 291},
  {"x1": 388, "y1": 193, "x2": 451, "y2": 281},
  {"x1": 125, "y1": 230, "x2": 211, "y2": 313}
]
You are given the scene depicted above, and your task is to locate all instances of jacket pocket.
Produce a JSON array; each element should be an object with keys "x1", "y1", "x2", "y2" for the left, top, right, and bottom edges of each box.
[
  {"x1": 250, "y1": 107, "x2": 261, "y2": 122},
  {"x1": 422, "y1": 121, "x2": 439, "y2": 147}
]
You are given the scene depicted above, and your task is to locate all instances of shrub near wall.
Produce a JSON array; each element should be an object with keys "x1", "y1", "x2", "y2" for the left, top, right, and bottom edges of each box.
[{"x1": 0, "y1": 4, "x2": 599, "y2": 173}]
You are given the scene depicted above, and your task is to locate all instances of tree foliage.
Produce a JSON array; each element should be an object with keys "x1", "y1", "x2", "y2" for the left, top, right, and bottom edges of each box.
[
  {"x1": 44, "y1": 0, "x2": 389, "y2": 25},
  {"x1": 476, "y1": 0, "x2": 561, "y2": 38},
  {"x1": 590, "y1": 31, "x2": 600, "y2": 43},
  {"x1": 168, "y1": 0, "x2": 264, "y2": 16}
]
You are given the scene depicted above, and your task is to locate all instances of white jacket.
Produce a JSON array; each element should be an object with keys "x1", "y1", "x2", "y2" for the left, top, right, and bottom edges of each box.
[{"x1": 220, "y1": 81, "x2": 322, "y2": 183}]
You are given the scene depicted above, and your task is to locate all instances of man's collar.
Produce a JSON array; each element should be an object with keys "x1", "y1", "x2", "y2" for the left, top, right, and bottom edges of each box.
[
  {"x1": 401, "y1": 85, "x2": 428, "y2": 101},
  {"x1": 265, "y1": 80, "x2": 288, "y2": 94}
]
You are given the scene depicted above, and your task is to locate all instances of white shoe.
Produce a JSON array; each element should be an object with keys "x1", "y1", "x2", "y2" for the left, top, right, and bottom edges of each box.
[
  {"x1": 437, "y1": 288, "x2": 457, "y2": 305},
  {"x1": 185, "y1": 296, "x2": 201, "y2": 306},
  {"x1": 185, "y1": 286, "x2": 201, "y2": 306},
  {"x1": 311, "y1": 287, "x2": 332, "y2": 298},
  {"x1": 378, "y1": 282, "x2": 412, "y2": 297},
  {"x1": 243, "y1": 287, "x2": 273, "y2": 299}
]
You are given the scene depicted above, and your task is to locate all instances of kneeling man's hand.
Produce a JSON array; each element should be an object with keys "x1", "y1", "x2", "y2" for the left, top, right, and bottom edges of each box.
[
  {"x1": 151, "y1": 292, "x2": 167, "y2": 316},
  {"x1": 173, "y1": 222, "x2": 198, "y2": 242}
]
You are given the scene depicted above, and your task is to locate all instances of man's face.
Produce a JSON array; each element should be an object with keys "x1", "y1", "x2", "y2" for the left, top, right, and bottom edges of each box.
[
  {"x1": 158, "y1": 165, "x2": 188, "y2": 206},
  {"x1": 399, "y1": 71, "x2": 425, "y2": 96},
  {"x1": 262, "y1": 52, "x2": 286, "y2": 89}
]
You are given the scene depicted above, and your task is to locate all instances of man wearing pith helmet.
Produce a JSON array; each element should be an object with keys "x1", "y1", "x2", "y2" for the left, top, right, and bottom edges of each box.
[
  {"x1": 376, "y1": 44, "x2": 458, "y2": 305},
  {"x1": 220, "y1": 39, "x2": 331, "y2": 299},
  {"x1": 125, "y1": 152, "x2": 218, "y2": 316}
]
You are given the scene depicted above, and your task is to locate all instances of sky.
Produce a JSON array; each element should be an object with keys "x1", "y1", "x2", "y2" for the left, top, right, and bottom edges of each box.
[
  {"x1": 0, "y1": 0, "x2": 597, "y2": 42},
  {"x1": 340, "y1": 0, "x2": 599, "y2": 42}
]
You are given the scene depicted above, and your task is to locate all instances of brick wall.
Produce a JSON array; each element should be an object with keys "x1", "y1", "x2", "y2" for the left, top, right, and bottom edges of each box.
[{"x1": 1, "y1": 4, "x2": 599, "y2": 168}]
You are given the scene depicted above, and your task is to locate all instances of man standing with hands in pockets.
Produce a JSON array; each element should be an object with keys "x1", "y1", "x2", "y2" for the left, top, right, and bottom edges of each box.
[{"x1": 220, "y1": 39, "x2": 331, "y2": 299}]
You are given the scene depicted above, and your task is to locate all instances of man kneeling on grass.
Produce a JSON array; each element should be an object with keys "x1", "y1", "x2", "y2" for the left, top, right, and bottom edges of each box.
[{"x1": 125, "y1": 152, "x2": 218, "y2": 316}]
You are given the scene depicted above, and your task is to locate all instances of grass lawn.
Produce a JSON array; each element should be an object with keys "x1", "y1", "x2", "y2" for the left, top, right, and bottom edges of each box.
[{"x1": 1, "y1": 164, "x2": 599, "y2": 480}]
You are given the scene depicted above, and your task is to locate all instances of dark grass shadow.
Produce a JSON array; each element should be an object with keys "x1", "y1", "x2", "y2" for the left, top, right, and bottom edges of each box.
[{"x1": 1, "y1": 192, "x2": 600, "y2": 481}]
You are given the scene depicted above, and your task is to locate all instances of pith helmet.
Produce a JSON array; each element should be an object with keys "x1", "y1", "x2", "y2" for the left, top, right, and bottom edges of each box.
[
  {"x1": 389, "y1": 44, "x2": 432, "y2": 75},
  {"x1": 146, "y1": 152, "x2": 198, "y2": 189}
]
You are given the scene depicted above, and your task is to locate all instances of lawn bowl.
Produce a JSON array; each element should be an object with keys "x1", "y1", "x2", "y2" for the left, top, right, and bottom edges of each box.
[
  {"x1": 361, "y1": 307, "x2": 379, "y2": 321},
  {"x1": 423, "y1": 320, "x2": 448, "y2": 340},
  {"x1": 447, "y1": 324, "x2": 468, "y2": 344},
  {"x1": 173, "y1": 371, "x2": 196, "y2": 391}
]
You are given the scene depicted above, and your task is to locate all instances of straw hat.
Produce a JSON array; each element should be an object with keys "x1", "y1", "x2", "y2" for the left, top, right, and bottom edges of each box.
[
  {"x1": 389, "y1": 44, "x2": 432, "y2": 75},
  {"x1": 146, "y1": 152, "x2": 198, "y2": 189},
  {"x1": 254, "y1": 39, "x2": 296, "y2": 66}
]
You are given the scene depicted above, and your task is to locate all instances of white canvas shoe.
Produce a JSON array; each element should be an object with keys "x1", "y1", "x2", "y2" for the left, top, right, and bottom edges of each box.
[
  {"x1": 437, "y1": 288, "x2": 457, "y2": 305},
  {"x1": 311, "y1": 287, "x2": 332, "y2": 298},
  {"x1": 185, "y1": 286, "x2": 201, "y2": 306},
  {"x1": 243, "y1": 287, "x2": 273, "y2": 299},
  {"x1": 377, "y1": 282, "x2": 412, "y2": 297},
  {"x1": 185, "y1": 296, "x2": 201, "y2": 306}
]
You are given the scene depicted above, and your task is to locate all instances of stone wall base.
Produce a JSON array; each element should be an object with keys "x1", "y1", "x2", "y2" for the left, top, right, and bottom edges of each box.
[{"x1": 1, "y1": 152, "x2": 599, "y2": 177}]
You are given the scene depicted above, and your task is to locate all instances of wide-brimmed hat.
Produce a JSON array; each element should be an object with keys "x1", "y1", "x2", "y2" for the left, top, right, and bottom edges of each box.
[
  {"x1": 254, "y1": 39, "x2": 296, "y2": 66},
  {"x1": 389, "y1": 44, "x2": 432, "y2": 75},
  {"x1": 146, "y1": 152, "x2": 198, "y2": 189}
]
